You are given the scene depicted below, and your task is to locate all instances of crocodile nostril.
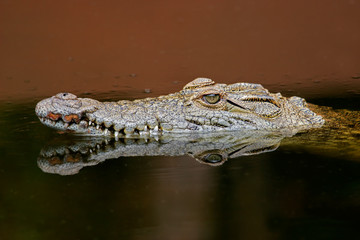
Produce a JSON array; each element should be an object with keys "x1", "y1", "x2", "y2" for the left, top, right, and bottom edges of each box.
[{"x1": 55, "y1": 92, "x2": 78, "y2": 101}]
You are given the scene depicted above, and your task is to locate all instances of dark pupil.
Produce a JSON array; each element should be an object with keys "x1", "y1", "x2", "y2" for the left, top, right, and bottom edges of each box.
[{"x1": 203, "y1": 94, "x2": 220, "y2": 104}]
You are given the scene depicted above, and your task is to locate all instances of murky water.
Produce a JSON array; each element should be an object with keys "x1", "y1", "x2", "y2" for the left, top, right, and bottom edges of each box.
[{"x1": 1, "y1": 92, "x2": 359, "y2": 240}]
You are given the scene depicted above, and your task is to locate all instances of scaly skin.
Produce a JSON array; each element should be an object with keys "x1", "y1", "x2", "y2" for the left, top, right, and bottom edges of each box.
[{"x1": 35, "y1": 78, "x2": 324, "y2": 137}]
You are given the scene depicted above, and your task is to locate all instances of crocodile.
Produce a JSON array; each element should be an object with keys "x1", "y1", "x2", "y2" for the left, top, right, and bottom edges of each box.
[{"x1": 35, "y1": 77, "x2": 325, "y2": 137}]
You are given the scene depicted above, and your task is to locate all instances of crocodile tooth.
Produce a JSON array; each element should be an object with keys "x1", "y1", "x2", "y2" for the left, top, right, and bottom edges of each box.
[
  {"x1": 64, "y1": 123, "x2": 69, "y2": 128},
  {"x1": 104, "y1": 129, "x2": 109, "y2": 135},
  {"x1": 147, "y1": 121, "x2": 158, "y2": 130},
  {"x1": 144, "y1": 125, "x2": 148, "y2": 131},
  {"x1": 114, "y1": 131, "x2": 119, "y2": 139},
  {"x1": 89, "y1": 121, "x2": 92, "y2": 126},
  {"x1": 89, "y1": 149, "x2": 93, "y2": 153},
  {"x1": 96, "y1": 124, "x2": 100, "y2": 130},
  {"x1": 139, "y1": 131, "x2": 149, "y2": 136},
  {"x1": 153, "y1": 126, "x2": 159, "y2": 132}
]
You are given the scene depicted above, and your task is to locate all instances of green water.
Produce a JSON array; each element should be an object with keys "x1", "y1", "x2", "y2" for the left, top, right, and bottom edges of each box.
[{"x1": 0, "y1": 96, "x2": 359, "y2": 240}]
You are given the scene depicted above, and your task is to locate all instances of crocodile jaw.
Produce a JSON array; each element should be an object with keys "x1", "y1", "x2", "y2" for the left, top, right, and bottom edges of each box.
[{"x1": 35, "y1": 92, "x2": 182, "y2": 137}]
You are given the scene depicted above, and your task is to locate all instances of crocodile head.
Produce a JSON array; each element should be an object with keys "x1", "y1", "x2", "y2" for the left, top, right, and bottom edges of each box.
[{"x1": 35, "y1": 78, "x2": 324, "y2": 137}]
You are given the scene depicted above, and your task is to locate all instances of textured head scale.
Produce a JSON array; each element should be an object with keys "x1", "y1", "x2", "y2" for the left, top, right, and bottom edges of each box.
[{"x1": 183, "y1": 77, "x2": 215, "y2": 90}]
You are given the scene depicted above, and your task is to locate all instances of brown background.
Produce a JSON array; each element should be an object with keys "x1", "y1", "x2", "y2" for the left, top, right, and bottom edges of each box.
[{"x1": 1, "y1": 0, "x2": 359, "y2": 101}]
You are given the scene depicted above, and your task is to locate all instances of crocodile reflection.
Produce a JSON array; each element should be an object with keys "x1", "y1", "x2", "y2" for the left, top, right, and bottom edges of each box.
[{"x1": 37, "y1": 130, "x2": 299, "y2": 175}]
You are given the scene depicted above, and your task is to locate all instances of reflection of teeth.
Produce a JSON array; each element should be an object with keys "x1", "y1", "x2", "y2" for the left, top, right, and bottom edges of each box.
[
  {"x1": 114, "y1": 131, "x2": 119, "y2": 138},
  {"x1": 144, "y1": 125, "x2": 148, "y2": 131}
]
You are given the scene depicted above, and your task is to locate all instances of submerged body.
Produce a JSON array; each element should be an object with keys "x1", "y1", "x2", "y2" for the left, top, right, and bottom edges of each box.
[{"x1": 35, "y1": 78, "x2": 324, "y2": 137}]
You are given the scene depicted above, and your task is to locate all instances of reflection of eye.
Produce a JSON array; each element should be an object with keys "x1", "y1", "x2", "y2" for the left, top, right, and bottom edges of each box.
[
  {"x1": 204, "y1": 154, "x2": 223, "y2": 163},
  {"x1": 202, "y1": 94, "x2": 221, "y2": 104}
]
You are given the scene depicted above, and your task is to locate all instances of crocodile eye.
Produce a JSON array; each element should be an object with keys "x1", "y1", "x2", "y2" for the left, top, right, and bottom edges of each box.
[{"x1": 202, "y1": 94, "x2": 220, "y2": 104}]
